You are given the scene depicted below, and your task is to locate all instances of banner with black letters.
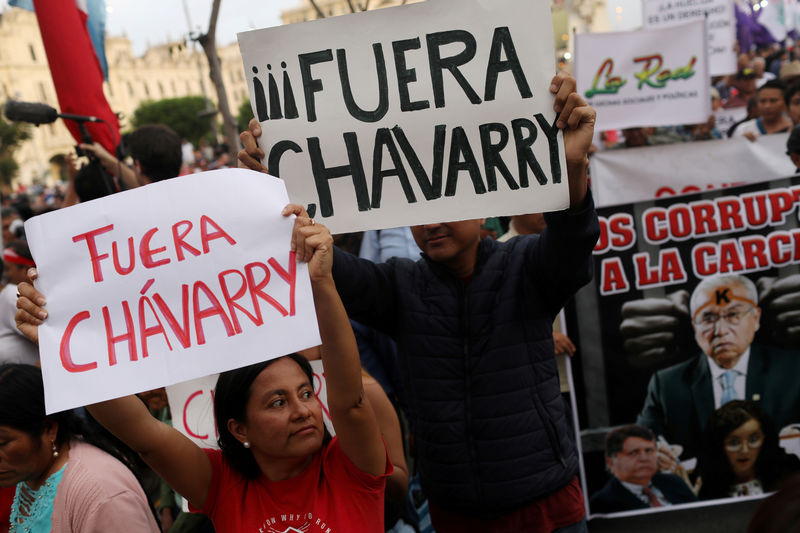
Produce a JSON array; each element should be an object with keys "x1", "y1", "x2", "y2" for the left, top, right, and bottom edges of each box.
[{"x1": 238, "y1": 0, "x2": 568, "y2": 234}]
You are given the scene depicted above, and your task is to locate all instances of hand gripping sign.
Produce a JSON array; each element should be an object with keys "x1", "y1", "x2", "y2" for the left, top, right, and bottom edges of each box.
[
  {"x1": 24, "y1": 169, "x2": 320, "y2": 413},
  {"x1": 238, "y1": 0, "x2": 569, "y2": 234}
]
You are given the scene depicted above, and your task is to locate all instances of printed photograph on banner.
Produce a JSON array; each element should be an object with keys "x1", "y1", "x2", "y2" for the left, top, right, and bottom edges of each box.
[
  {"x1": 642, "y1": 0, "x2": 737, "y2": 76},
  {"x1": 589, "y1": 133, "x2": 797, "y2": 207},
  {"x1": 575, "y1": 20, "x2": 710, "y2": 131},
  {"x1": 23, "y1": 169, "x2": 321, "y2": 413},
  {"x1": 237, "y1": 0, "x2": 569, "y2": 234},
  {"x1": 569, "y1": 176, "x2": 800, "y2": 517}
]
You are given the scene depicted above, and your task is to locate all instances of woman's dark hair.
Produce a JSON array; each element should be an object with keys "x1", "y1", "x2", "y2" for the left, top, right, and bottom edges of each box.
[
  {"x1": 214, "y1": 354, "x2": 332, "y2": 479},
  {"x1": 0, "y1": 364, "x2": 150, "y2": 481},
  {"x1": 698, "y1": 400, "x2": 800, "y2": 500}
]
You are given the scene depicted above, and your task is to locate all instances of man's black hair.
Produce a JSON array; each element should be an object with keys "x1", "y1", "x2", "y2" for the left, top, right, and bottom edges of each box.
[
  {"x1": 605, "y1": 425, "x2": 656, "y2": 458},
  {"x1": 74, "y1": 159, "x2": 115, "y2": 202},
  {"x1": 785, "y1": 80, "x2": 800, "y2": 106},
  {"x1": 759, "y1": 79, "x2": 787, "y2": 94},
  {"x1": 127, "y1": 124, "x2": 182, "y2": 182}
]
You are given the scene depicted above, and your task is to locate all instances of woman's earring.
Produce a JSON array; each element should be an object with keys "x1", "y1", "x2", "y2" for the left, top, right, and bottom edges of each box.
[
  {"x1": 51, "y1": 441, "x2": 59, "y2": 458},
  {"x1": 243, "y1": 441, "x2": 250, "y2": 449}
]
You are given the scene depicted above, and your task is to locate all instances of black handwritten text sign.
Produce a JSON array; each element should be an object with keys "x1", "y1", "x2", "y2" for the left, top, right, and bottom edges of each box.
[
  {"x1": 643, "y1": 0, "x2": 737, "y2": 77},
  {"x1": 25, "y1": 169, "x2": 320, "y2": 414},
  {"x1": 238, "y1": 0, "x2": 568, "y2": 234}
]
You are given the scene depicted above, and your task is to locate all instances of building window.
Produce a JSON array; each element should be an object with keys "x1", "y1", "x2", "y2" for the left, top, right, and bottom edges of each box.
[
  {"x1": 171, "y1": 80, "x2": 177, "y2": 95},
  {"x1": 28, "y1": 44, "x2": 36, "y2": 62},
  {"x1": 158, "y1": 82, "x2": 164, "y2": 97},
  {"x1": 38, "y1": 82, "x2": 47, "y2": 102},
  {"x1": 143, "y1": 82, "x2": 150, "y2": 97}
]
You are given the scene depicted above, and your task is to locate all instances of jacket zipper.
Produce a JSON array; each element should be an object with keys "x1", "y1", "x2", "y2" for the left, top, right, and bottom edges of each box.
[{"x1": 460, "y1": 281, "x2": 483, "y2": 500}]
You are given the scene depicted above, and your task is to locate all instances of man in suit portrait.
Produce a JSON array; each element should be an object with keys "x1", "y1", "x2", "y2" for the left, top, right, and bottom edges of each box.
[
  {"x1": 637, "y1": 274, "x2": 800, "y2": 460},
  {"x1": 591, "y1": 425, "x2": 697, "y2": 514}
]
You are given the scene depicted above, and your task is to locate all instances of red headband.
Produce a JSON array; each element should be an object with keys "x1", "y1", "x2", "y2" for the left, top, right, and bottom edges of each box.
[{"x1": 3, "y1": 248, "x2": 35, "y2": 267}]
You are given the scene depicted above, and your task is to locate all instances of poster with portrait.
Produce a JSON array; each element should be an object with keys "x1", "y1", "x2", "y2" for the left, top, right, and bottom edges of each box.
[{"x1": 570, "y1": 176, "x2": 800, "y2": 517}]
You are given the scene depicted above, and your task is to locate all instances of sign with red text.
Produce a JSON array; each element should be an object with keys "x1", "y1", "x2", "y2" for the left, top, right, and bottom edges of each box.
[
  {"x1": 568, "y1": 176, "x2": 800, "y2": 517},
  {"x1": 25, "y1": 169, "x2": 321, "y2": 413},
  {"x1": 575, "y1": 21, "x2": 710, "y2": 131},
  {"x1": 643, "y1": 0, "x2": 737, "y2": 76},
  {"x1": 590, "y1": 133, "x2": 796, "y2": 207},
  {"x1": 167, "y1": 374, "x2": 220, "y2": 449},
  {"x1": 238, "y1": 0, "x2": 568, "y2": 234},
  {"x1": 165, "y1": 360, "x2": 334, "y2": 450}
]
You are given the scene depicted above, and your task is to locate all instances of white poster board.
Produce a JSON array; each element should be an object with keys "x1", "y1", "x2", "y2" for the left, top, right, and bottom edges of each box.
[
  {"x1": 590, "y1": 133, "x2": 797, "y2": 207},
  {"x1": 25, "y1": 169, "x2": 321, "y2": 413},
  {"x1": 165, "y1": 359, "x2": 334, "y2": 451},
  {"x1": 576, "y1": 21, "x2": 710, "y2": 131},
  {"x1": 238, "y1": 0, "x2": 568, "y2": 234},
  {"x1": 642, "y1": 0, "x2": 737, "y2": 76}
]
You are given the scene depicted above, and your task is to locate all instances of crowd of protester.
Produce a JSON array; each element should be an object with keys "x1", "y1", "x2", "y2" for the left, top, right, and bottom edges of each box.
[{"x1": 2, "y1": 40, "x2": 800, "y2": 533}]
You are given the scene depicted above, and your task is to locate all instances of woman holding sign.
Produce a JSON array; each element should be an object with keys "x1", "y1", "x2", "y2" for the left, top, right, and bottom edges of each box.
[{"x1": 14, "y1": 209, "x2": 391, "y2": 533}]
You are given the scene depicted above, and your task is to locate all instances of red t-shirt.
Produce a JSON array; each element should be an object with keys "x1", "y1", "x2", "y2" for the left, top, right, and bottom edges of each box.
[
  {"x1": 192, "y1": 437, "x2": 391, "y2": 533},
  {"x1": 0, "y1": 486, "x2": 14, "y2": 533}
]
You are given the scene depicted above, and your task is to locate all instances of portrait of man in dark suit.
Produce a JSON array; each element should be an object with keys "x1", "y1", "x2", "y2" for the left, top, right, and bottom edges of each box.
[
  {"x1": 636, "y1": 274, "x2": 800, "y2": 460},
  {"x1": 590, "y1": 425, "x2": 697, "y2": 514}
]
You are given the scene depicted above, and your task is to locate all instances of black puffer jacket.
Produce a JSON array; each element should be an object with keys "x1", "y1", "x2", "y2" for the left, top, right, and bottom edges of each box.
[{"x1": 332, "y1": 195, "x2": 600, "y2": 517}]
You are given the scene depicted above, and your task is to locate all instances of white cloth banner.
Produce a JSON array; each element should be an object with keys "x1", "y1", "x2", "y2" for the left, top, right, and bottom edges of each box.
[
  {"x1": 576, "y1": 21, "x2": 710, "y2": 131},
  {"x1": 590, "y1": 133, "x2": 797, "y2": 207},
  {"x1": 714, "y1": 106, "x2": 748, "y2": 137},
  {"x1": 643, "y1": 0, "x2": 737, "y2": 76},
  {"x1": 238, "y1": 0, "x2": 568, "y2": 234},
  {"x1": 165, "y1": 360, "x2": 334, "y2": 451},
  {"x1": 26, "y1": 169, "x2": 321, "y2": 413}
]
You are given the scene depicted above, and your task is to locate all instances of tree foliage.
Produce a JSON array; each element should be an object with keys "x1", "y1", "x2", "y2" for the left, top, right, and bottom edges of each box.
[
  {"x1": 131, "y1": 96, "x2": 213, "y2": 146},
  {"x1": 236, "y1": 99, "x2": 254, "y2": 133},
  {"x1": 0, "y1": 115, "x2": 31, "y2": 186}
]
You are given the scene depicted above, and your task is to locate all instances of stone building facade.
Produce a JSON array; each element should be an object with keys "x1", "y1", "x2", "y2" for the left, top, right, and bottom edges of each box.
[{"x1": 0, "y1": 7, "x2": 248, "y2": 186}]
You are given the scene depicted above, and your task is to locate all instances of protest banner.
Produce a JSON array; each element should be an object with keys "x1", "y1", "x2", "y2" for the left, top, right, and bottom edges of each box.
[
  {"x1": 567, "y1": 176, "x2": 800, "y2": 517},
  {"x1": 237, "y1": 0, "x2": 568, "y2": 234},
  {"x1": 643, "y1": 0, "x2": 737, "y2": 76},
  {"x1": 165, "y1": 359, "x2": 334, "y2": 450},
  {"x1": 713, "y1": 106, "x2": 747, "y2": 137},
  {"x1": 25, "y1": 169, "x2": 321, "y2": 413},
  {"x1": 590, "y1": 133, "x2": 797, "y2": 207},
  {"x1": 575, "y1": 21, "x2": 710, "y2": 131}
]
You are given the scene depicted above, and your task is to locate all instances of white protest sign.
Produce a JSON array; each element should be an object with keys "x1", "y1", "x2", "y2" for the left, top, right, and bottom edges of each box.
[
  {"x1": 238, "y1": 0, "x2": 568, "y2": 234},
  {"x1": 714, "y1": 106, "x2": 748, "y2": 137},
  {"x1": 25, "y1": 169, "x2": 321, "y2": 413},
  {"x1": 575, "y1": 21, "x2": 710, "y2": 131},
  {"x1": 167, "y1": 374, "x2": 220, "y2": 449},
  {"x1": 590, "y1": 133, "x2": 797, "y2": 207},
  {"x1": 165, "y1": 360, "x2": 334, "y2": 450},
  {"x1": 642, "y1": 0, "x2": 737, "y2": 76}
]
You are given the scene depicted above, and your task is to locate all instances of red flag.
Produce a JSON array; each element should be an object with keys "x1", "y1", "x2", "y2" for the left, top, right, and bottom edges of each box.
[{"x1": 31, "y1": 0, "x2": 119, "y2": 153}]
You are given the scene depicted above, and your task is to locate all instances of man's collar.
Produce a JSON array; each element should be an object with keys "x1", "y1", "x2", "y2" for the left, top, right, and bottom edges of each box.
[{"x1": 707, "y1": 348, "x2": 751, "y2": 379}]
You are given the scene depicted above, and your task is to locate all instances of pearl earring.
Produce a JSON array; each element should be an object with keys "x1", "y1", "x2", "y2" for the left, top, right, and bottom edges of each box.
[
  {"x1": 243, "y1": 441, "x2": 250, "y2": 449},
  {"x1": 51, "y1": 441, "x2": 59, "y2": 457}
]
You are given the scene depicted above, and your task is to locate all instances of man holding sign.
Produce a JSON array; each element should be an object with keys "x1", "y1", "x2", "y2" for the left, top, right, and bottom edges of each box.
[{"x1": 240, "y1": 71, "x2": 598, "y2": 532}]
